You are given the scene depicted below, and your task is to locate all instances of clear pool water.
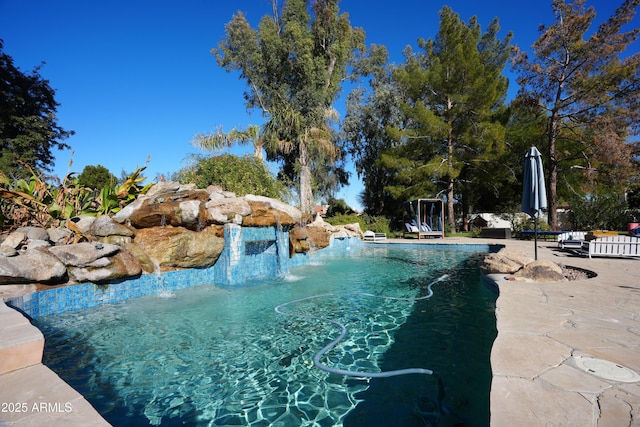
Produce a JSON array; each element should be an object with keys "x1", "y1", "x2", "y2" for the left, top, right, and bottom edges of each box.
[{"x1": 37, "y1": 245, "x2": 497, "y2": 426}]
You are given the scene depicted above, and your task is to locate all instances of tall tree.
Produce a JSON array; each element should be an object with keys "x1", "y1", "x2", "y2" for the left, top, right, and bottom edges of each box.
[
  {"x1": 0, "y1": 40, "x2": 73, "y2": 179},
  {"x1": 213, "y1": 0, "x2": 364, "y2": 213},
  {"x1": 389, "y1": 7, "x2": 511, "y2": 232},
  {"x1": 512, "y1": 0, "x2": 640, "y2": 229},
  {"x1": 77, "y1": 164, "x2": 117, "y2": 190},
  {"x1": 342, "y1": 44, "x2": 406, "y2": 217}
]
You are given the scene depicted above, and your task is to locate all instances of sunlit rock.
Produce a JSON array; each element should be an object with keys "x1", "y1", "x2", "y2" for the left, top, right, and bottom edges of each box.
[
  {"x1": 133, "y1": 225, "x2": 224, "y2": 269},
  {"x1": 306, "y1": 225, "x2": 331, "y2": 249},
  {"x1": 48, "y1": 242, "x2": 120, "y2": 267},
  {"x1": 205, "y1": 197, "x2": 251, "y2": 225},
  {"x1": 244, "y1": 194, "x2": 302, "y2": 226},
  {"x1": 289, "y1": 225, "x2": 310, "y2": 255},
  {"x1": 243, "y1": 200, "x2": 298, "y2": 227},
  {"x1": 68, "y1": 249, "x2": 142, "y2": 283},
  {"x1": 14, "y1": 227, "x2": 50, "y2": 241},
  {"x1": 123, "y1": 242, "x2": 156, "y2": 273},
  {"x1": 481, "y1": 248, "x2": 533, "y2": 274},
  {"x1": 126, "y1": 190, "x2": 209, "y2": 230},
  {"x1": 88, "y1": 216, "x2": 135, "y2": 239},
  {"x1": 1, "y1": 231, "x2": 27, "y2": 250},
  {"x1": 0, "y1": 248, "x2": 67, "y2": 284},
  {"x1": 512, "y1": 260, "x2": 568, "y2": 282}
]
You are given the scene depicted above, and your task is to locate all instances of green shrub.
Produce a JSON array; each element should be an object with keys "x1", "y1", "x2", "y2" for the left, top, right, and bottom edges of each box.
[
  {"x1": 325, "y1": 213, "x2": 390, "y2": 235},
  {"x1": 325, "y1": 213, "x2": 364, "y2": 229},
  {"x1": 175, "y1": 154, "x2": 288, "y2": 200},
  {"x1": 360, "y1": 214, "x2": 390, "y2": 235},
  {"x1": 568, "y1": 193, "x2": 630, "y2": 230}
]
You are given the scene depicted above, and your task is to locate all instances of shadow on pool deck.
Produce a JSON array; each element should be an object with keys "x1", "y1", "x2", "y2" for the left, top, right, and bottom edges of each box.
[{"x1": 1, "y1": 236, "x2": 639, "y2": 426}]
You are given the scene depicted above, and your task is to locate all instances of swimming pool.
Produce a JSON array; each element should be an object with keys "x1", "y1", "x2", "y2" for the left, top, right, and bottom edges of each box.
[{"x1": 36, "y1": 244, "x2": 497, "y2": 426}]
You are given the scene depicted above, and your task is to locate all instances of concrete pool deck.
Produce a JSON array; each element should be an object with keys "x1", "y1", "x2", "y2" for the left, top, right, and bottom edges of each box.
[{"x1": 0, "y1": 236, "x2": 639, "y2": 426}]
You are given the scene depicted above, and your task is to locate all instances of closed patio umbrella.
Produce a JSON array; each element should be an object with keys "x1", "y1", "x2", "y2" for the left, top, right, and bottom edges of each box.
[{"x1": 521, "y1": 146, "x2": 547, "y2": 260}]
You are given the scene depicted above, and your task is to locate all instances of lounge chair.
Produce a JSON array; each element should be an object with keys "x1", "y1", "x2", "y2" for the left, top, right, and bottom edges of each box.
[
  {"x1": 557, "y1": 231, "x2": 586, "y2": 250},
  {"x1": 405, "y1": 223, "x2": 419, "y2": 233},
  {"x1": 403, "y1": 222, "x2": 443, "y2": 239},
  {"x1": 363, "y1": 230, "x2": 387, "y2": 241}
]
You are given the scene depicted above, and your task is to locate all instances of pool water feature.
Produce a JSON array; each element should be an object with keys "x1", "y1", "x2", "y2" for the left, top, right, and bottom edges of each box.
[{"x1": 36, "y1": 245, "x2": 497, "y2": 426}]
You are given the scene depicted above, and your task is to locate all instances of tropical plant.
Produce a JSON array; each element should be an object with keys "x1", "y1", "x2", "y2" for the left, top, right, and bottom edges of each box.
[
  {"x1": 192, "y1": 125, "x2": 265, "y2": 161},
  {"x1": 0, "y1": 161, "x2": 93, "y2": 229},
  {"x1": 0, "y1": 161, "x2": 151, "y2": 230}
]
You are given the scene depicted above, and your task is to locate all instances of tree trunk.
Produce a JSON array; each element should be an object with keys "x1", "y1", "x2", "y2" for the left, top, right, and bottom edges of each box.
[
  {"x1": 447, "y1": 122, "x2": 455, "y2": 233},
  {"x1": 299, "y1": 139, "x2": 314, "y2": 215},
  {"x1": 548, "y1": 112, "x2": 559, "y2": 230},
  {"x1": 447, "y1": 177, "x2": 455, "y2": 233}
]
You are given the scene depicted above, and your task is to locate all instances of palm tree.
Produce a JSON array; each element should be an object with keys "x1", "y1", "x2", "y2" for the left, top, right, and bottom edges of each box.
[{"x1": 192, "y1": 124, "x2": 264, "y2": 161}]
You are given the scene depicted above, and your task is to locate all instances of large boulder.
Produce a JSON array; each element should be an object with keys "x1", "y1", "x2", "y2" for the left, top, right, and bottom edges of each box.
[
  {"x1": 289, "y1": 225, "x2": 311, "y2": 255},
  {"x1": 243, "y1": 195, "x2": 302, "y2": 227},
  {"x1": 205, "y1": 197, "x2": 251, "y2": 225},
  {"x1": 342, "y1": 223, "x2": 364, "y2": 239},
  {"x1": 133, "y1": 225, "x2": 225, "y2": 269},
  {"x1": 205, "y1": 185, "x2": 236, "y2": 200},
  {"x1": 46, "y1": 227, "x2": 73, "y2": 245},
  {"x1": 111, "y1": 196, "x2": 148, "y2": 224},
  {"x1": 1, "y1": 228, "x2": 52, "y2": 253},
  {"x1": 126, "y1": 191, "x2": 209, "y2": 230},
  {"x1": 0, "y1": 248, "x2": 67, "y2": 284},
  {"x1": 112, "y1": 182, "x2": 210, "y2": 229},
  {"x1": 88, "y1": 215, "x2": 135, "y2": 238},
  {"x1": 512, "y1": 260, "x2": 568, "y2": 282},
  {"x1": 306, "y1": 225, "x2": 331, "y2": 249},
  {"x1": 145, "y1": 182, "x2": 195, "y2": 198},
  {"x1": 14, "y1": 226, "x2": 50, "y2": 241},
  {"x1": 48, "y1": 242, "x2": 121, "y2": 267},
  {"x1": 481, "y1": 248, "x2": 533, "y2": 274},
  {"x1": 123, "y1": 242, "x2": 156, "y2": 273},
  {"x1": 67, "y1": 249, "x2": 142, "y2": 283},
  {"x1": 69, "y1": 216, "x2": 97, "y2": 234},
  {"x1": 1, "y1": 231, "x2": 27, "y2": 250}
]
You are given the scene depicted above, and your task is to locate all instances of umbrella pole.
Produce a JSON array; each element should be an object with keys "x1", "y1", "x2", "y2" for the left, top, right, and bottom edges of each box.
[{"x1": 534, "y1": 216, "x2": 538, "y2": 260}]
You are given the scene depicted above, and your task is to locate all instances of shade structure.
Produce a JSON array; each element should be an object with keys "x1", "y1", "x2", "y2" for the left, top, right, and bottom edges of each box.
[{"x1": 521, "y1": 146, "x2": 547, "y2": 259}]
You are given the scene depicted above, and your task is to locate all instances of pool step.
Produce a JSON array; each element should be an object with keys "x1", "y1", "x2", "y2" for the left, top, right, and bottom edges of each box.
[
  {"x1": 0, "y1": 300, "x2": 111, "y2": 426},
  {"x1": 0, "y1": 300, "x2": 43, "y2": 375}
]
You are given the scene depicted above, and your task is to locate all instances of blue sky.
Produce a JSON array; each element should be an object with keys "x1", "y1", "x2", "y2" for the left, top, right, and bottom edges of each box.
[{"x1": 1, "y1": 0, "x2": 637, "y2": 210}]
